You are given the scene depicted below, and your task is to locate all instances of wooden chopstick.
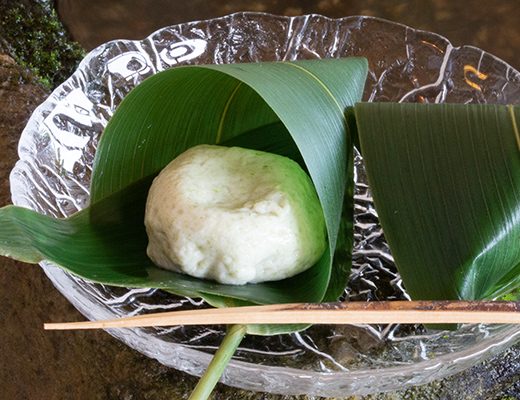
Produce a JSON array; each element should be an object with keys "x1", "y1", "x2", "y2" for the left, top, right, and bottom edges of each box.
[{"x1": 44, "y1": 300, "x2": 520, "y2": 330}]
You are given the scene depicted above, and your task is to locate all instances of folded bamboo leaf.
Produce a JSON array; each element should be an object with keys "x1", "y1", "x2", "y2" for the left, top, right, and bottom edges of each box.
[
  {"x1": 355, "y1": 102, "x2": 520, "y2": 303},
  {"x1": 91, "y1": 60, "x2": 368, "y2": 255},
  {"x1": 2, "y1": 59, "x2": 368, "y2": 335},
  {"x1": 90, "y1": 59, "x2": 367, "y2": 334}
]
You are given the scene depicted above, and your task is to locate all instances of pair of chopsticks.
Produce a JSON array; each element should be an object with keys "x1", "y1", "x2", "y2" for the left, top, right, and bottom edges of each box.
[{"x1": 44, "y1": 300, "x2": 520, "y2": 330}]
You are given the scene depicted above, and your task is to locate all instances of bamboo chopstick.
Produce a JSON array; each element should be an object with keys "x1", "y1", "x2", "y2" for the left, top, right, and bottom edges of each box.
[{"x1": 44, "y1": 300, "x2": 520, "y2": 330}]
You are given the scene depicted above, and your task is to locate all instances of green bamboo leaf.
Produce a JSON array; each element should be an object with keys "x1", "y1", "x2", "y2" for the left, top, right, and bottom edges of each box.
[
  {"x1": 355, "y1": 102, "x2": 520, "y2": 303},
  {"x1": 2, "y1": 59, "x2": 368, "y2": 335}
]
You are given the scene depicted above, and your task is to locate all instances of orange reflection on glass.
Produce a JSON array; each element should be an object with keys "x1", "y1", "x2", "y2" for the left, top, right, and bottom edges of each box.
[
  {"x1": 464, "y1": 65, "x2": 488, "y2": 91},
  {"x1": 420, "y1": 40, "x2": 445, "y2": 54}
]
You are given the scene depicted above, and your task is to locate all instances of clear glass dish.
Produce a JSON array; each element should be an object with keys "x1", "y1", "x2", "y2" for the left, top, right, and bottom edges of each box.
[{"x1": 10, "y1": 12, "x2": 520, "y2": 397}]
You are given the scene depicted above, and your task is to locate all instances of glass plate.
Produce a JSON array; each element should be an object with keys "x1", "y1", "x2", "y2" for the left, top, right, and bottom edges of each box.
[{"x1": 10, "y1": 12, "x2": 520, "y2": 397}]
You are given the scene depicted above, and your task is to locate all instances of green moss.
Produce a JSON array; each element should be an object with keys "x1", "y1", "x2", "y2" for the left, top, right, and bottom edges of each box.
[{"x1": 0, "y1": 0, "x2": 86, "y2": 88}]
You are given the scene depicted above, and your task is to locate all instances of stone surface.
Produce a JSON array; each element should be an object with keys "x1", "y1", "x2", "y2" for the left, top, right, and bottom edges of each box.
[{"x1": 2, "y1": 1, "x2": 520, "y2": 399}]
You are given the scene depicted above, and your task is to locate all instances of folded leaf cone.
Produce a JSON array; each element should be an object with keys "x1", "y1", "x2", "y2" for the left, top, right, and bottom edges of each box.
[{"x1": 0, "y1": 58, "x2": 368, "y2": 335}]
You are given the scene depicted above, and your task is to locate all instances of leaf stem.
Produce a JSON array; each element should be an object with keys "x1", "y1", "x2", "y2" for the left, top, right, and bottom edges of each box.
[{"x1": 188, "y1": 324, "x2": 247, "y2": 400}]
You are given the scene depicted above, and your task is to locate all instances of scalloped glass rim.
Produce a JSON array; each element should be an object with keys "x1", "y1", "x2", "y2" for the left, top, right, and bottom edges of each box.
[{"x1": 10, "y1": 12, "x2": 520, "y2": 397}]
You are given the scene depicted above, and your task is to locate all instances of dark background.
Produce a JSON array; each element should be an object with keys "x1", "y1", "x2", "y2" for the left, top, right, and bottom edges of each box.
[{"x1": 56, "y1": 0, "x2": 520, "y2": 71}]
